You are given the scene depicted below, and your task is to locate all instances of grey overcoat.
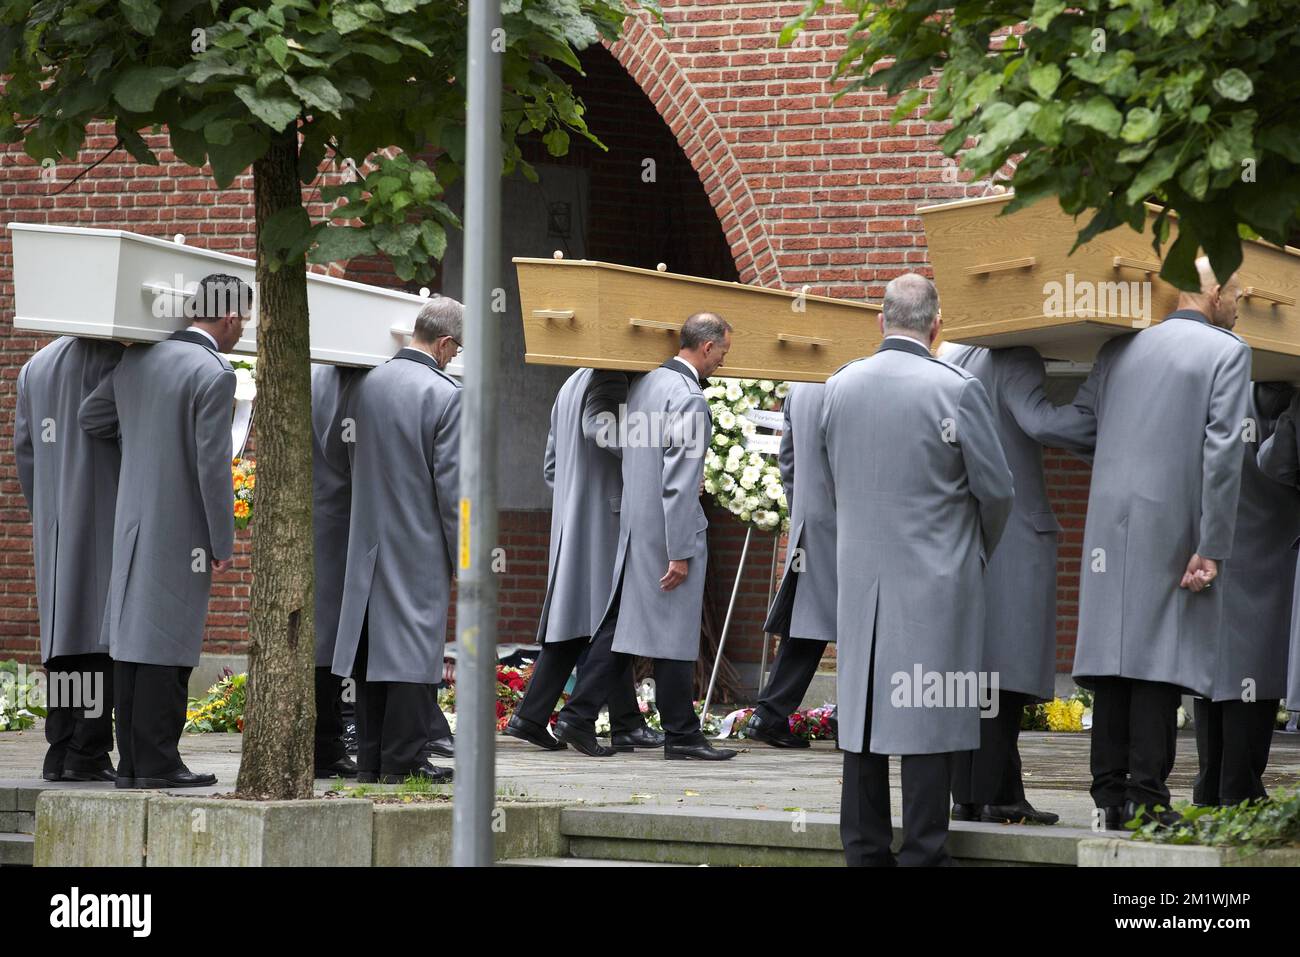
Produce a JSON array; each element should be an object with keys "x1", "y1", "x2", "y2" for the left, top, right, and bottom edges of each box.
[
  {"x1": 537, "y1": 368, "x2": 628, "y2": 644},
  {"x1": 940, "y1": 344, "x2": 1095, "y2": 700},
  {"x1": 1067, "y1": 310, "x2": 1252, "y2": 697},
  {"x1": 311, "y1": 364, "x2": 365, "y2": 668},
  {"x1": 823, "y1": 338, "x2": 1014, "y2": 756},
  {"x1": 1252, "y1": 388, "x2": 1300, "y2": 706},
  {"x1": 603, "y1": 359, "x2": 711, "y2": 663},
  {"x1": 79, "y1": 331, "x2": 236, "y2": 667},
  {"x1": 762, "y1": 382, "x2": 836, "y2": 644},
  {"x1": 15, "y1": 337, "x2": 124, "y2": 662},
  {"x1": 331, "y1": 348, "x2": 460, "y2": 684}
]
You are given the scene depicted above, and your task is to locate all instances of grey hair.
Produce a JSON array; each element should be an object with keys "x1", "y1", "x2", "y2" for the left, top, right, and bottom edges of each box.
[
  {"x1": 881, "y1": 273, "x2": 939, "y2": 335},
  {"x1": 413, "y1": 295, "x2": 464, "y2": 345},
  {"x1": 680, "y1": 312, "x2": 732, "y2": 350}
]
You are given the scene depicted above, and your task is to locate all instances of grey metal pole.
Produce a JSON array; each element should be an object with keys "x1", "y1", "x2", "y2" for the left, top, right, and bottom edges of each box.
[{"x1": 453, "y1": 0, "x2": 502, "y2": 868}]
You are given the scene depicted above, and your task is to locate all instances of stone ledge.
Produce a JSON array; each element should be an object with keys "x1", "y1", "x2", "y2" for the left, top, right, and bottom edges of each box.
[
  {"x1": 372, "y1": 801, "x2": 568, "y2": 866},
  {"x1": 1079, "y1": 838, "x2": 1300, "y2": 867},
  {"x1": 35, "y1": 791, "x2": 150, "y2": 867}
]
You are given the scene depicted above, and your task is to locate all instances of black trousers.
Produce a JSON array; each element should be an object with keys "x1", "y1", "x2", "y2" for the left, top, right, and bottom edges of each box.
[
  {"x1": 755, "y1": 636, "x2": 827, "y2": 724},
  {"x1": 351, "y1": 615, "x2": 439, "y2": 776},
  {"x1": 314, "y1": 666, "x2": 348, "y2": 766},
  {"x1": 559, "y1": 581, "x2": 701, "y2": 746},
  {"x1": 43, "y1": 653, "x2": 116, "y2": 776},
  {"x1": 1193, "y1": 697, "x2": 1276, "y2": 805},
  {"x1": 1089, "y1": 676, "x2": 1181, "y2": 809},
  {"x1": 114, "y1": 661, "x2": 191, "y2": 779},
  {"x1": 950, "y1": 689, "x2": 1033, "y2": 806},
  {"x1": 515, "y1": 635, "x2": 644, "y2": 733},
  {"x1": 840, "y1": 642, "x2": 952, "y2": 867}
]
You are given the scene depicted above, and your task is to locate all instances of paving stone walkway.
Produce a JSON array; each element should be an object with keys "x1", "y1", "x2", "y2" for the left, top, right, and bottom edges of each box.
[{"x1": 4, "y1": 724, "x2": 1300, "y2": 829}]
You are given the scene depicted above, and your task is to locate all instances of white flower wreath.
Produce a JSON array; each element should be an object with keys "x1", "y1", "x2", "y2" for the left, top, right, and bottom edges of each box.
[{"x1": 702, "y1": 377, "x2": 790, "y2": 533}]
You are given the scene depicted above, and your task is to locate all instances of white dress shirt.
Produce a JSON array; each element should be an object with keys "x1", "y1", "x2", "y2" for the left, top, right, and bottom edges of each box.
[
  {"x1": 670, "y1": 356, "x2": 700, "y2": 382},
  {"x1": 186, "y1": 326, "x2": 219, "y2": 350}
]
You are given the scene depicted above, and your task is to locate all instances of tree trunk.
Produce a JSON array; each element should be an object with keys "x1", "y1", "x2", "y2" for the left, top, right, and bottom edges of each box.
[{"x1": 236, "y1": 126, "x2": 316, "y2": 799}]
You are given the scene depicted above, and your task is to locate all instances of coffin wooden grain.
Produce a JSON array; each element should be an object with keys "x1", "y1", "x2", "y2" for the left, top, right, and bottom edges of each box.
[
  {"x1": 8, "y1": 223, "x2": 431, "y2": 367},
  {"x1": 919, "y1": 194, "x2": 1300, "y2": 381},
  {"x1": 515, "y1": 257, "x2": 881, "y2": 383}
]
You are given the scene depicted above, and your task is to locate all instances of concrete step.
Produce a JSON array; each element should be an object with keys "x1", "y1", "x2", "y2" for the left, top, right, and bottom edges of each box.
[
  {"x1": 0, "y1": 833, "x2": 34, "y2": 867},
  {"x1": 498, "y1": 856, "x2": 692, "y2": 867},
  {"x1": 560, "y1": 805, "x2": 1103, "y2": 866}
]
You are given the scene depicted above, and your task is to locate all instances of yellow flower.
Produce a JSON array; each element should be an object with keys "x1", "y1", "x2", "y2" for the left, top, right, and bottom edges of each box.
[
  {"x1": 245, "y1": 473, "x2": 255, "y2": 489},
  {"x1": 233, "y1": 473, "x2": 245, "y2": 490},
  {"x1": 234, "y1": 500, "x2": 250, "y2": 519}
]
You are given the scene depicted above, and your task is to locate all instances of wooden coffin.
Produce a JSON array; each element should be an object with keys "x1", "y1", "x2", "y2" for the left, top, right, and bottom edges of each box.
[
  {"x1": 919, "y1": 194, "x2": 1300, "y2": 381},
  {"x1": 515, "y1": 257, "x2": 881, "y2": 383},
  {"x1": 8, "y1": 223, "x2": 431, "y2": 367}
]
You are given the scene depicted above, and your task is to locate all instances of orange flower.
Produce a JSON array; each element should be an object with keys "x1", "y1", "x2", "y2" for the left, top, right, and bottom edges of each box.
[
  {"x1": 245, "y1": 473, "x2": 256, "y2": 489},
  {"x1": 234, "y1": 500, "x2": 250, "y2": 519},
  {"x1": 233, "y1": 472, "x2": 245, "y2": 490}
]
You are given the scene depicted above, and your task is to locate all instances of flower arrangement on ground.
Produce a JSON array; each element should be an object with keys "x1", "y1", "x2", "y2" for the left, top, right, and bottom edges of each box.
[
  {"x1": 232, "y1": 457, "x2": 255, "y2": 529},
  {"x1": 184, "y1": 668, "x2": 247, "y2": 733}
]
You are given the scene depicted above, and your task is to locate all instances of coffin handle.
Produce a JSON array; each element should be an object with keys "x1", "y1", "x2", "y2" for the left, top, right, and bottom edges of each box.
[
  {"x1": 1242, "y1": 286, "x2": 1296, "y2": 308},
  {"x1": 390, "y1": 322, "x2": 414, "y2": 338},
  {"x1": 532, "y1": 309, "x2": 575, "y2": 321},
  {"x1": 777, "y1": 333, "x2": 831, "y2": 347},
  {"x1": 1112, "y1": 256, "x2": 1162, "y2": 274},
  {"x1": 965, "y1": 257, "x2": 1036, "y2": 276},
  {"x1": 628, "y1": 318, "x2": 681, "y2": 332}
]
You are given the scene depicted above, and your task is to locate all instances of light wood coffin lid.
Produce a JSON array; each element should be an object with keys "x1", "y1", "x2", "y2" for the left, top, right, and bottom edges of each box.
[
  {"x1": 515, "y1": 257, "x2": 882, "y2": 383},
  {"x1": 918, "y1": 193, "x2": 1300, "y2": 381}
]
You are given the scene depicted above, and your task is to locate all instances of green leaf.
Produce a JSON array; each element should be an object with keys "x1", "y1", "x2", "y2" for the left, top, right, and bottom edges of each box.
[
  {"x1": 1065, "y1": 96, "x2": 1123, "y2": 137},
  {"x1": 310, "y1": 226, "x2": 377, "y2": 264},
  {"x1": 1030, "y1": 0, "x2": 1066, "y2": 29},
  {"x1": 1124, "y1": 145, "x2": 1181, "y2": 204},
  {"x1": 542, "y1": 128, "x2": 570, "y2": 156},
  {"x1": 890, "y1": 88, "x2": 927, "y2": 123},
  {"x1": 333, "y1": 8, "x2": 368, "y2": 33},
  {"x1": 113, "y1": 67, "x2": 176, "y2": 112},
  {"x1": 1120, "y1": 107, "x2": 1160, "y2": 144},
  {"x1": 419, "y1": 219, "x2": 447, "y2": 260},
  {"x1": 285, "y1": 75, "x2": 344, "y2": 115},
  {"x1": 234, "y1": 85, "x2": 302, "y2": 131},
  {"x1": 1213, "y1": 68, "x2": 1253, "y2": 103},
  {"x1": 1179, "y1": 159, "x2": 1209, "y2": 200},
  {"x1": 266, "y1": 34, "x2": 290, "y2": 70},
  {"x1": 120, "y1": 0, "x2": 161, "y2": 35},
  {"x1": 259, "y1": 205, "x2": 315, "y2": 263},
  {"x1": 1028, "y1": 63, "x2": 1060, "y2": 99},
  {"x1": 208, "y1": 127, "x2": 269, "y2": 188}
]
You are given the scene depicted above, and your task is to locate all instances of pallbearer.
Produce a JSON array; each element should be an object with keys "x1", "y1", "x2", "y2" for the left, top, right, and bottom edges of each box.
[
  {"x1": 331, "y1": 297, "x2": 463, "y2": 784},
  {"x1": 940, "y1": 343, "x2": 1093, "y2": 825},
  {"x1": 1210, "y1": 384, "x2": 1300, "y2": 803},
  {"x1": 79, "y1": 273, "x2": 248, "y2": 789},
  {"x1": 825, "y1": 275, "x2": 1014, "y2": 866},
  {"x1": 16, "y1": 336, "x2": 124, "y2": 782},
  {"x1": 1066, "y1": 257, "x2": 1251, "y2": 829},
  {"x1": 554, "y1": 313, "x2": 738, "y2": 760},
  {"x1": 310, "y1": 363, "x2": 366, "y2": 778},
  {"x1": 751, "y1": 382, "x2": 835, "y2": 749},
  {"x1": 506, "y1": 368, "x2": 664, "y2": 754}
]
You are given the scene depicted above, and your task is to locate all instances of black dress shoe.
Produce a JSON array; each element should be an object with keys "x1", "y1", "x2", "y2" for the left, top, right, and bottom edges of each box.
[
  {"x1": 1123, "y1": 799, "x2": 1181, "y2": 829},
  {"x1": 981, "y1": 801, "x2": 1059, "y2": 826},
  {"x1": 505, "y1": 714, "x2": 567, "y2": 751},
  {"x1": 746, "y1": 711, "x2": 810, "y2": 749},
  {"x1": 115, "y1": 776, "x2": 138, "y2": 789},
  {"x1": 1102, "y1": 805, "x2": 1125, "y2": 831},
  {"x1": 316, "y1": 755, "x2": 359, "y2": 778},
  {"x1": 42, "y1": 770, "x2": 63, "y2": 782},
  {"x1": 130, "y1": 767, "x2": 217, "y2": 789},
  {"x1": 380, "y1": 764, "x2": 453, "y2": 785},
  {"x1": 665, "y1": 740, "x2": 738, "y2": 760},
  {"x1": 554, "y1": 718, "x2": 617, "y2": 757},
  {"x1": 60, "y1": 767, "x2": 118, "y2": 783},
  {"x1": 422, "y1": 736, "x2": 454, "y2": 758},
  {"x1": 951, "y1": 802, "x2": 980, "y2": 821},
  {"x1": 609, "y1": 725, "x2": 666, "y2": 751}
]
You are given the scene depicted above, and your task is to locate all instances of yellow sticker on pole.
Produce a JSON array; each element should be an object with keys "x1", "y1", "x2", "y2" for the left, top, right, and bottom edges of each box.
[{"x1": 459, "y1": 498, "x2": 471, "y2": 569}]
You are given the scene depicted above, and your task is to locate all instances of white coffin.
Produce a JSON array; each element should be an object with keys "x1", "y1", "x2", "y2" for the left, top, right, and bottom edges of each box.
[{"x1": 8, "y1": 223, "x2": 433, "y2": 367}]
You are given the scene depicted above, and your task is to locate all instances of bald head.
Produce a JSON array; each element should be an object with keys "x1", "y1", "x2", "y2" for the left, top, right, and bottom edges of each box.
[
  {"x1": 881, "y1": 272, "x2": 941, "y2": 343},
  {"x1": 1178, "y1": 255, "x2": 1241, "y2": 330},
  {"x1": 678, "y1": 311, "x2": 732, "y2": 379}
]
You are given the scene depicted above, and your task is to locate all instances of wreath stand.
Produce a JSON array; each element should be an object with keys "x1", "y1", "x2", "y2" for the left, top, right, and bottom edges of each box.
[{"x1": 700, "y1": 529, "x2": 782, "y2": 719}]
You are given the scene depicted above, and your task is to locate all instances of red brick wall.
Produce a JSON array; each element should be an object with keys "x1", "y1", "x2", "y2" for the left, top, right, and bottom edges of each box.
[{"x1": 0, "y1": 3, "x2": 1093, "y2": 683}]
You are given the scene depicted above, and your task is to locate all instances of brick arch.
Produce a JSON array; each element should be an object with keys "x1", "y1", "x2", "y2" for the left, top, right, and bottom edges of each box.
[{"x1": 606, "y1": 17, "x2": 782, "y2": 288}]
